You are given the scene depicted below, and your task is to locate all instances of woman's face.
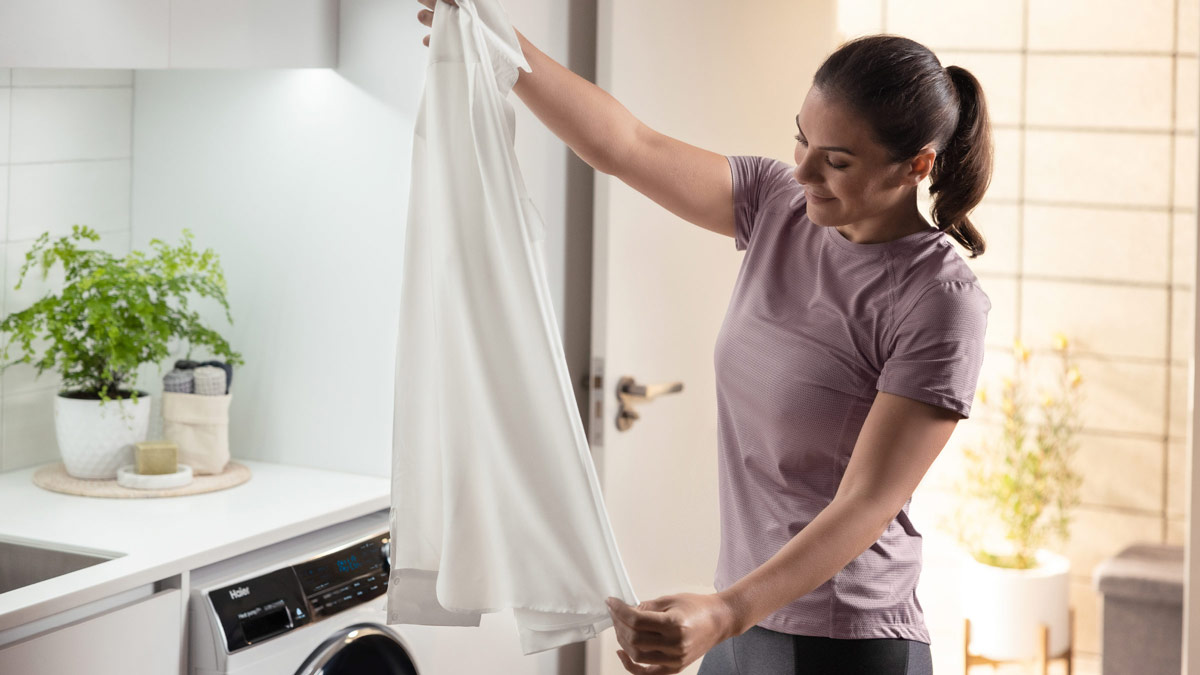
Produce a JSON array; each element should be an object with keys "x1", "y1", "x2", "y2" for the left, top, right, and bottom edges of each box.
[{"x1": 792, "y1": 87, "x2": 930, "y2": 229}]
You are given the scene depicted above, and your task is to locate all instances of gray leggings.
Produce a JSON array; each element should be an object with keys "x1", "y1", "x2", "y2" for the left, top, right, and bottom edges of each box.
[{"x1": 696, "y1": 625, "x2": 933, "y2": 675}]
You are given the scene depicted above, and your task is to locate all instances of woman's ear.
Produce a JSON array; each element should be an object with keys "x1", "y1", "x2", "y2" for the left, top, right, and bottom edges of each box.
[{"x1": 905, "y1": 145, "x2": 937, "y2": 186}]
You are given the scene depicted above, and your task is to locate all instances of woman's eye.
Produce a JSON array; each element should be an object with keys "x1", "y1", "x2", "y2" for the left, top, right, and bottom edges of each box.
[{"x1": 795, "y1": 136, "x2": 848, "y2": 170}]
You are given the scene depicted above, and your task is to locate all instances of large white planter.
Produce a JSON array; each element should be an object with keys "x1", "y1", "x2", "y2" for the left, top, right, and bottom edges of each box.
[
  {"x1": 959, "y1": 548, "x2": 1071, "y2": 662},
  {"x1": 53, "y1": 391, "x2": 152, "y2": 479}
]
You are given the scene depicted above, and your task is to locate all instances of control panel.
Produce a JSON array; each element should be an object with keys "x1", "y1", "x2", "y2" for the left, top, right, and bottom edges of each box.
[{"x1": 207, "y1": 532, "x2": 389, "y2": 653}]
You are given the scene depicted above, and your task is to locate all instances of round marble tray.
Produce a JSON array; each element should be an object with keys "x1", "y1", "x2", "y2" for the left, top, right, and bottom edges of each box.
[{"x1": 33, "y1": 461, "x2": 251, "y2": 499}]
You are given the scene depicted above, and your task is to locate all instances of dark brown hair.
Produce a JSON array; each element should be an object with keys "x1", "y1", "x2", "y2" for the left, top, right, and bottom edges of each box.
[{"x1": 813, "y1": 34, "x2": 992, "y2": 258}]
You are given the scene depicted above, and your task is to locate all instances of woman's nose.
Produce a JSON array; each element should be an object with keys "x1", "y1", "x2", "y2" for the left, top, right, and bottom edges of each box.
[{"x1": 794, "y1": 156, "x2": 822, "y2": 186}]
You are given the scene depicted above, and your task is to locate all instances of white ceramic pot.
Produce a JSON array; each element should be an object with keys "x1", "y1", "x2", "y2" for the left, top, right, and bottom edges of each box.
[
  {"x1": 53, "y1": 391, "x2": 152, "y2": 479},
  {"x1": 960, "y1": 548, "x2": 1071, "y2": 662}
]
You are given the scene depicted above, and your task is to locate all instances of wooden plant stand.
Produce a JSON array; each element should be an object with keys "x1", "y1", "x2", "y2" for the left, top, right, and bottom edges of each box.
[{"x1": 964, "y1": 608, "x2": 1074, "y2": 674}]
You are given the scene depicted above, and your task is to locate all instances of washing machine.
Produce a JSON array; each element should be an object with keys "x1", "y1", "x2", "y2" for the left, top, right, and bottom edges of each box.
[{"x1": 187, "y1": 509, "x2": 558, "y2": 674}]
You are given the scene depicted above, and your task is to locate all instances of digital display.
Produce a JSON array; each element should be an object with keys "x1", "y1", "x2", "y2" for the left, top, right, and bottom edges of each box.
[{"x1": 295, "y1": 534, "x2": 385, "y2": 598}]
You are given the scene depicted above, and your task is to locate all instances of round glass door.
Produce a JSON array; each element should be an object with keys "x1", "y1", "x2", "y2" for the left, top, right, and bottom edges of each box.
[{"x1": 295, "y1": 624, "x2": 418, "y2": 675}]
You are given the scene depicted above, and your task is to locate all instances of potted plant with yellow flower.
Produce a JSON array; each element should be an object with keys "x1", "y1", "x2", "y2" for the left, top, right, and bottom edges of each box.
[{"x1": 942, "y1": 333, "x2": 1084, "y2": 663}]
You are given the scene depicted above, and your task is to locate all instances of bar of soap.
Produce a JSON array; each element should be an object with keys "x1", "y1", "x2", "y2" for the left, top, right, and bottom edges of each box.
[{"x1": 135, "y1": 441, "x2": 178, "y2": 475}]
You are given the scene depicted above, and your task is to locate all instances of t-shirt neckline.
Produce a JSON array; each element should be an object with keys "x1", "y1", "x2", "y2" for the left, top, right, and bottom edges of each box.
[{"x1": 822, "y1": 220, "x2": 945, "y2": 255}]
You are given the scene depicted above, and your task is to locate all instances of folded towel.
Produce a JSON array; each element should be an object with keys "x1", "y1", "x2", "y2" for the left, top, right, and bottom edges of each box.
[
  {"x1": 173, "y1": 359, "x2": 234, "y2": 394},
  {"x1": 193, "y1": 365, "x2": 227, "y2": 396},
  {"x1": 163, "y1": 368, "x2": 194, "y2": 393}
]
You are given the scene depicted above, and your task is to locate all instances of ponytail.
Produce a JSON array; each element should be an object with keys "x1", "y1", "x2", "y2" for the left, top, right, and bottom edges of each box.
[{"x1": 929, "y1": 65, "x2": 991, "y2": 259}]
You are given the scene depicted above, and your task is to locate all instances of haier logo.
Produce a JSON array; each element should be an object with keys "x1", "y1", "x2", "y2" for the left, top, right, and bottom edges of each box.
[{"x1": 229, "y1": 586, "x2": 250, "y2": 600}]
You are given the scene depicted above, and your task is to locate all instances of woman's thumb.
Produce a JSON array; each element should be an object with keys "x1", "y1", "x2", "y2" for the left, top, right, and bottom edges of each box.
[{"x1": 637, "y1": 597, "x2": 673, "y2": 612}]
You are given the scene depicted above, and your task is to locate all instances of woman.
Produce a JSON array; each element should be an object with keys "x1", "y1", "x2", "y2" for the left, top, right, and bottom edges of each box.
[{"x1": 417, "y1": 3, "x2": 993, "y2": 674}]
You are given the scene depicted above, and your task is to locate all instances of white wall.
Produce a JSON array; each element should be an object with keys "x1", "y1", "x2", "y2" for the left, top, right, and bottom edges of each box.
[
  {"x1": 0, "y1": 69, "x2": 135, "y2": 472},
  {"x1": 128, "y1": 0, "x2": 597, "y2": 478}
]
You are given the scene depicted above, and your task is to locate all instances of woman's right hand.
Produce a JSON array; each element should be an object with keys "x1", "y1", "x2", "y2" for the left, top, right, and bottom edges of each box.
[{"x1": 417, "y1": 0, "x2": 458, "y2": 47}]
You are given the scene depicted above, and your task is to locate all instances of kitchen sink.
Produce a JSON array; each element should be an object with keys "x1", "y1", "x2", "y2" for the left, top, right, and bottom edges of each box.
[{"x1": 0, "y1": 537, "x2": 124, "y2": 594}]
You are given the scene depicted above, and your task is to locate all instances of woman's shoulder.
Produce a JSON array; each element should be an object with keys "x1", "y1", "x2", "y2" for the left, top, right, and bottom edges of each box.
[{"x1": 892, "y1": 241, "x2": 992, "y2": 320}]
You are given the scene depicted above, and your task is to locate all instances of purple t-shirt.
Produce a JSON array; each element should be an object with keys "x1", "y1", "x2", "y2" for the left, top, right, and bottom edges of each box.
[{"x1": 713, "y1": 155, "x2": 991, "y2": 643}]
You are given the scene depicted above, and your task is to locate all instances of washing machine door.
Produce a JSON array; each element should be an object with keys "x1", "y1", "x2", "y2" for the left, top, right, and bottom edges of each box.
[{"x1": 294, "y1": 623, "x2": 418, "y2": 675}]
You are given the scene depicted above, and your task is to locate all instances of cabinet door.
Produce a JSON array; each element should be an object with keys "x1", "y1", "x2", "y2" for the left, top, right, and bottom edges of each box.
[
  {"x1": 0, "y1": 0, "x2": 170, "y2": 68},
  {"x1": 0, "y1": 588, "x2": 182, "y2": 675},
  {"x1": 169, "y1": 0, "x2": 337, "y2": 68}
]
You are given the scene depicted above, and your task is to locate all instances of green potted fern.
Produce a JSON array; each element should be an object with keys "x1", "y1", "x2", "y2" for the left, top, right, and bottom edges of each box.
[
  {"x1": 0, "y1": 225, "x2": 244, "y2": 479},
  {"x1": 942, "y1": 334, "x2": 1085, "y2": 663}
]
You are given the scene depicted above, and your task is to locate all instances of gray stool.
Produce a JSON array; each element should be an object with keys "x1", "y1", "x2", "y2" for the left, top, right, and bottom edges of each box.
[{"x1": 1093, "y1": 543, "x2": 1183, "y2": 675}]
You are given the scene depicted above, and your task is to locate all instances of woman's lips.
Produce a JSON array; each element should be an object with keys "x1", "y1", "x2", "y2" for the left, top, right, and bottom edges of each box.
[{"x1": 808, "y1": 191, "x2": 835, "y2": 203}]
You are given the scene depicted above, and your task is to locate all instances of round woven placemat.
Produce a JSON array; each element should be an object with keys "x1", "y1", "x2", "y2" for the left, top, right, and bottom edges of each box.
[{"x1": 32, "y1": 461, "x2": 252, "y2": 499}]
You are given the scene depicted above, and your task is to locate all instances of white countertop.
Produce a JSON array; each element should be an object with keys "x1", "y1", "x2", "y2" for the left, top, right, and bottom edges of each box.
[{"x1": 0, "y1": 460, "x2": 390, "y2": 633}]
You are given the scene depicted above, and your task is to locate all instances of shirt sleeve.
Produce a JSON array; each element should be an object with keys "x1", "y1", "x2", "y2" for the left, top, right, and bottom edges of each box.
[
  {"x1": 876, "y1": 280, "x2": 992, "y2": 419},
  {"x1": 727, "y1": 155, "x2": 799, "y2": 251}
]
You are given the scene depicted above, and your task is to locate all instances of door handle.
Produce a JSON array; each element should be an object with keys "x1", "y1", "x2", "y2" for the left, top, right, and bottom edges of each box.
[{"x1": 615, "y1": 376, "x2": 683, "y2": 431}]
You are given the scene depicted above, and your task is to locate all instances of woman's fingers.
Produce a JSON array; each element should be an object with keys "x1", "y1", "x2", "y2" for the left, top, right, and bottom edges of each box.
[{"x1": 418, "y1": 0, "x2": 458, "y2": 47}]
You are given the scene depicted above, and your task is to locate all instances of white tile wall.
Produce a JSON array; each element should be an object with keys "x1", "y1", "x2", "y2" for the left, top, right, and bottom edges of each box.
[
  {"x1": 963, "y1": 201, "x2": 1019, "y2": 276},
  {"x1": 938, "y1": 51, "x2": 1023, "y2": 126},
  {"x1": 1, "y1": 388, "x2": 57, "y2": 472},
  {"x1": 8, "y1": 160, "x2": 132, "y2": 241},
  {"x1": 990, "y1": 127, "x2": 1022, "y2": 200},
  {"x1": 1021, "y1": 280, "x2": 1168, "y2": 360},
  {"x1": 1062, "y1": 506, "x2": 1163, "y2": 579},
  {"x1": 1023, "y1": 352, "x2": 1168, "y2": 447},
  {"x1": 0, "y1": 167, "x2": 7, "y2": 237},
  {"x1": 834, "y1": 0, "x2": 884, "y2": 39},
  {"x1": 1178, "y1": 57, "x2": 1198, "y2": 130},
  {"x1": 0, "y1": 89, "x2": 9, "y2": 162},
  {"x1": 1024, "y1": 129, "x2": 1172, "y2": 207},
  {"x1": 885, "y1": 0, "x2": 1023, "y2": 50},
  {"x1": 1170, "y1": 364, "x2": 1189, "y2": 438},
  {"x1": 0, "y1": 70, "x2": 133, "y2": 471},
  {"x1": 1176, "y1": 213, "x2": 1198, "y2": 287},
  {"x1": 1022, "y1": 205, "x2": 1171, "y2": 284},
  {"x1": 1169, "y1": 439, "x2": 1189, "y2": 517},
  {"x1": 1028, "y1": 0, "x2": 1176, "y2": 52},
  {"x1": 1174, "y1": 289, "x2": 1194, "y2": 362},
  {"x1": 1025, "y1": 55, "x2": 1173, "y2": 130},
  {"x1": 1071, "y1": 434, "x2": 1164, "y2": 512},
  {"x1": 10, "y1": 88, "x2": 132, "y2": 163},
  {"x1": 1176, "y1": 134, "x2": 1198, "y2": 209},
  {"x1": 979, "y1": 275, "x2": 1017, "y2": 349},
  {"x1": 1181, "y1": 0, "x2": 1200, "y2": 54}
]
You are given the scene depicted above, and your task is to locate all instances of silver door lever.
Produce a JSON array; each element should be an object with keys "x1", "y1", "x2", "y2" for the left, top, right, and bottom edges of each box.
[{"x1": 615, "y1": 376, "x2": 684, "y2": 431}]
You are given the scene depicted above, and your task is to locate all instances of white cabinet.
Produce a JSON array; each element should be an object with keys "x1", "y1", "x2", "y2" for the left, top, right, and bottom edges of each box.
[
  {"x1": 0, "y1": 588, "x2": 182, "y2": 675},
  {"x1": 0, "y1": 0, "x2": 337, "y2": 69},
  {"x1": 0, "y1": 0, "x2": 171, "y2": 69}
]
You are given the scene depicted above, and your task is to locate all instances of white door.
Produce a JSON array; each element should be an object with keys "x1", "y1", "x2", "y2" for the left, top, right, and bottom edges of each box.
[{"x1": 584, "y1": 3, "x2": 837, "y2": 674}]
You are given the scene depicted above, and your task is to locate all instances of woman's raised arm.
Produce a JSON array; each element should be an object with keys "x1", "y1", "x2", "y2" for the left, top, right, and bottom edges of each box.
[{"x1": 417, "y1": 0, "x2": 735, "y2": 239}]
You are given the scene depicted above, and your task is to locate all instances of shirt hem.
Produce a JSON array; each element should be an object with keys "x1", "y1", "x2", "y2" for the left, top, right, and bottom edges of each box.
[{"x1": 755, "y1": 614, "x2": 931, "y2": 644}]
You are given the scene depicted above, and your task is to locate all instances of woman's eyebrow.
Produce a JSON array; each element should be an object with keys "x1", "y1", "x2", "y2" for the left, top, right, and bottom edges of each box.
[{"x1": 795, "y1": 114, "x2": 857, "y2": 156}]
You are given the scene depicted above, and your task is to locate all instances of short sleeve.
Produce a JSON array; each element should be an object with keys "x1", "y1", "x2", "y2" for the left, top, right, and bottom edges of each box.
[
  {"x1": 876, "y1": 280, "x2": 992, "y2": 419},
  {"x1": 727, "y1": 155, "x2": 799, "y2": 251}
]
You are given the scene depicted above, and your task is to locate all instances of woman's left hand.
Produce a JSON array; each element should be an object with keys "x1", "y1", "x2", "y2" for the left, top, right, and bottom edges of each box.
[{"x1": 606, "y1": 592, "x2": 740, "y2": 674}]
